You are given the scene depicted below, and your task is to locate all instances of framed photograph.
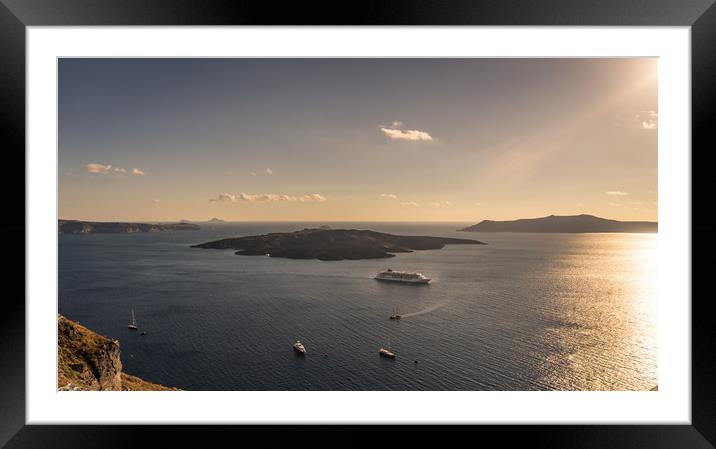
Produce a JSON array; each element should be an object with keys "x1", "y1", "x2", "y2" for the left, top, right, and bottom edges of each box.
[{"x1": 4, "y1": 0, "x2": 714, "y2": 447}]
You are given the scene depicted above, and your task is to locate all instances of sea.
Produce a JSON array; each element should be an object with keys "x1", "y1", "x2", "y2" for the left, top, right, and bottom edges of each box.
[{"x1": 58, "y1": 222, "x2": 658, "y2": 391}]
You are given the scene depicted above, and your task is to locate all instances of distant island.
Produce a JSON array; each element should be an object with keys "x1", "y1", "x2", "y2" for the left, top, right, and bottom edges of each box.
[
  {"x1": 58, "y1": 219, "x2": 200, "y2": 234},
  {"x1": 459, "y1": 214, "x2": 657, "y2": 233},
  {"x1": 180, "y1": 217, "x2": 225, "y2": 223},
  {"x1": 193, "y1": 228, "x2": 485, "y2": 261}
]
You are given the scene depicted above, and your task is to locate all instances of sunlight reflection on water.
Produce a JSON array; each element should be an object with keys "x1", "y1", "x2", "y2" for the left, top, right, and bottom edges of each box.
[
  {"x1": 536, "y1": 234, "x2": 657, "y2": 390},
  {"x1": 59, "y1": 224, "x2": 658, "y2": 390}
]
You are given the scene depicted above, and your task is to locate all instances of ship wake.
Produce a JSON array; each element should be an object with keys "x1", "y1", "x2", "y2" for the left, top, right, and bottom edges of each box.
[{"x1": 399, "y1": 299, "x2": 449, "y2": 319}]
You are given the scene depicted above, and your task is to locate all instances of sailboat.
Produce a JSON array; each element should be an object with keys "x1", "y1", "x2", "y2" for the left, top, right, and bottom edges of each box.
[
  {"x1": 128, "y1": 309, "x2": 138, "y2": 330},
  {"x1": 389, "y1": 306, "x2": 402, "y2": 320},
  {"x1": 379, "y1": 335, "x2": 396, "y2": 359}
]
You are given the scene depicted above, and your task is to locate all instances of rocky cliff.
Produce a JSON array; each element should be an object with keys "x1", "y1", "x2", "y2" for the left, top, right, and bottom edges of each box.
[{"x1": 58, "y1": 315, "x2": 177, "y2": 391}]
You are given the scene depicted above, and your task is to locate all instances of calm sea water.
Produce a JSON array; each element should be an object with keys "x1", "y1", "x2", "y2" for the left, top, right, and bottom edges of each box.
[{"x1": 58, "y1": 222, "x2": 657, "y2": 391}]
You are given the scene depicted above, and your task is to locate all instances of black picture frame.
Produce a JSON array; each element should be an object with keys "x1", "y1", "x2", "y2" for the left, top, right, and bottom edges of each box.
[{"x1": 2, "y1": 0, "x2": 714, "y2": 447}]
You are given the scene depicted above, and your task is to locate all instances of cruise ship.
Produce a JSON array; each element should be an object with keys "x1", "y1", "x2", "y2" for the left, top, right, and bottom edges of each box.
[{"x1": 374, "y1": 269, "x2": 431, "y2": 284}]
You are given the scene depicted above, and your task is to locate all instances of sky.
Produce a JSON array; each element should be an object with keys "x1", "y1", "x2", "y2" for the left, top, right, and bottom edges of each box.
[{"x1": 58, "y1": 58, "x2": 657, "y2": 222}]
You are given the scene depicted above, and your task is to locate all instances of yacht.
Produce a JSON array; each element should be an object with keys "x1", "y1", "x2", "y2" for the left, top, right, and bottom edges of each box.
[
  {"x1": 375, "y1": 269, "x2": 431, "y2": 284},
  {"x1": 379, "y1": 347, "x2": 396, "y2": 359},
  {"x1": 128, "y1": 309, "x2": 138, "y2": 330},
  {"x1": 293, "y1": 340, "x2": 306, "y2": 354}
]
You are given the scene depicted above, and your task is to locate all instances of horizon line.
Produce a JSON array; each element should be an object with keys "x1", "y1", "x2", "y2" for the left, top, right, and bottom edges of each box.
[{"x1": 57, "y1": 215, "x2": 659, "y2": 224}]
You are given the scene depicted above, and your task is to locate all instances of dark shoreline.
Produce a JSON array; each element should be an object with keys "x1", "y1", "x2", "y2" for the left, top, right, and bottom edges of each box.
[{"x1": 58, "y1": 219, "x2": 200, "y2": 234}]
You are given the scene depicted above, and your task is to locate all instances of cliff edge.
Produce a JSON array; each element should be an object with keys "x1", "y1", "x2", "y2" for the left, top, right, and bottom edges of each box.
[{"x1": 58, "y1": 315, "x2": 177, "y2": 391}]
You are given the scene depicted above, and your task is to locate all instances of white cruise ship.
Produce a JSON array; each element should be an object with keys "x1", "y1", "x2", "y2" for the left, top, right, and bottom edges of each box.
[{"x1": 374, "y1": 269, "x2": 431, "y2": 284}]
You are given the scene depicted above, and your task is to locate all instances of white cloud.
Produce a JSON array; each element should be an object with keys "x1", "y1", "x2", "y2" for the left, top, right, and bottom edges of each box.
[
  {"x1": 299, "y1": 193, "x2": 327, "y2": 202},
  {"x1": 391, "y1": 120, "x2": 404, "y2": 128},
  {"x1": 608, "y1": 202, "x2": 621, "y2": 207},
  {"x1": 400, "y1": 201, "x2": 420, "y2": 207},
  {"x1": 208, "y1": 193, "x2": 237, "y2": 203},
  {"x1": 474, "y1": 202, "x2": 483, "y2": 206},
  {"x1": 444, "y1": 201, "x2": 452, "y2": 206},
  {"x1": 210, "y1": 192, "x2": 327, "y2": 203},
  {"x1": 264, "y1": 168, "x2": 273, "y2": 175},
  {"x1": 152, "y1": 199, "x2": 160, "y2": 205},
  {"x1": 239, "y1": 193, "x2": 280, "y2": 202},
  {"x1": 85, "y1": 163, "x2": 112, "y2": 174},
  {"x1": 86, "y1": 163, "x2": 145, "y2": 176},
  {"x1": 238, "y1": 193, "x2": 327, "y2": 203},
  {"x1": 605, "y1": 191, "x2": 628, "y2": 196},
  {"x1": 639, "y1": 110, "x2": 658, "y2": 130},
  {"x1": 380, "y1": 193, "x2": 398, "y2": 199},
  {"x1": 250, "y1": 172, "x2": 257, "y2": 176},
  {"x1": 380, "y1": 127, "x2": 433, "y2": 141}
]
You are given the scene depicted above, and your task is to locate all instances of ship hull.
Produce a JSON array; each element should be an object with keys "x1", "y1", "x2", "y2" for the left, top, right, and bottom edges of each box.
[
  {"x1": 375, "y1": 276, "x2": 430, "y2": 284},
  {"x1": 379, "y1": 349, "x2": 396, "y2": 359}
]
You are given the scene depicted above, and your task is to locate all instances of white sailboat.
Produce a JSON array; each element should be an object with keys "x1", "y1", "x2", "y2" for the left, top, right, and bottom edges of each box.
[
  {"x1": 379, "y1": 335, "x2": 396, "y2": 359},
  {"x1": 128, "y1": 309, "x2": 138, "y2": 330},
  {"x1": 389, "y1": 306, "x2": 402, "y2": 320}
]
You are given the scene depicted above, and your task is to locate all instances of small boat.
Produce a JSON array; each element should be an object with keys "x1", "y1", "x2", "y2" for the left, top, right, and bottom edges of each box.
[
  {"x1": 379, "y1": 347, "x2": 396, "y2": 359},
  {"x1": 128, "y1": 309, "x2": 138, "y2": 330},
  {"x1": 379, "y1": 336, "x2": 396, "y2": 359},
  {"x1": 293, "y1": 340, "x2": 306, "y2": 354},
  {"x1": 389, "y1": 306, "x2": 402, "y2": 320}
]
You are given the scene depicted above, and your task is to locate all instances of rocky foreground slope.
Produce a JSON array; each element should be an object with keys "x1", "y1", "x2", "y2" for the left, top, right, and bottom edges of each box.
[{"x1": 58, "y1": 315, "x2": 177, "y2": 391}]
